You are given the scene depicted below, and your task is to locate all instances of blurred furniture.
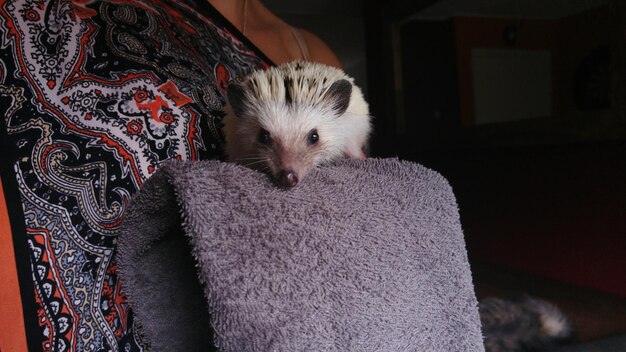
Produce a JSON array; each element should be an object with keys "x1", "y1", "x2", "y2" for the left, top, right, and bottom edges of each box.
[{"x1": 364, "y1": 0, "x2": 626, "y2": 297}]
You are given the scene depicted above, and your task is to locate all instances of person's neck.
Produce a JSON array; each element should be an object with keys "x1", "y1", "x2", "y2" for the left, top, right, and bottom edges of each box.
[
  {"x1": 208, "y1": 0, "x2": 280, "y2": 35},
  {"x1": 207, "y1": 0, "x2": 248, "y2": 32}
]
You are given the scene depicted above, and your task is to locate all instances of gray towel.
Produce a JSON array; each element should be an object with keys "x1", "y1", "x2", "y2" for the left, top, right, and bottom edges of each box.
[{"x1": 116, "y1": 158, "x2": 484, "y2": 352}]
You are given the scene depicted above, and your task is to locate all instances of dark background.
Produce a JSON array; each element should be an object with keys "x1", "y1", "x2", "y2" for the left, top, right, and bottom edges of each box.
[{"x1": 266, "y1": 0, "x2": 626, "y2": 301}]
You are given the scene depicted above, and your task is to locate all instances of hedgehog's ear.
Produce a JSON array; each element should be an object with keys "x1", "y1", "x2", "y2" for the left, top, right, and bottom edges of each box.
[
  {"x1": 325, "y1": 79, "x2": 352, "y2": 116},
  {"x1": 227, "y1": 83, "x2": 249, "y2": 118}
]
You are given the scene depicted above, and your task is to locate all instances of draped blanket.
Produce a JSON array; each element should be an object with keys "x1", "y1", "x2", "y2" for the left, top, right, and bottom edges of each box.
[{"x1": 116, "y1": 159, "x2": 484, "y2": 351}]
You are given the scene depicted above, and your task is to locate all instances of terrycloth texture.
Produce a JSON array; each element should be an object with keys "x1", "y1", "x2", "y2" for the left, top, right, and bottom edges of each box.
[{"x1": 117, "y1": 158, "x2": 484, "y2": 352}]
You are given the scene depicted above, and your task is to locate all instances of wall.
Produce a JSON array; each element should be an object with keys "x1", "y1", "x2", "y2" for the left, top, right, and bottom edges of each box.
[{"x1": 453, "y1": 16, "x2": 559, "y2": 125}]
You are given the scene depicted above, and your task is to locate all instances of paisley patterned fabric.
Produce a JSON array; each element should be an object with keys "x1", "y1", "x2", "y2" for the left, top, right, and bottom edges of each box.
[{"x1": 0, "y1": 0, "x2": 270, "y2": 350}]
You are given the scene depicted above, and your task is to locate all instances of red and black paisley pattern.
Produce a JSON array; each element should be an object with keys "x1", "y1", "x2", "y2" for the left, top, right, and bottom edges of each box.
[{"x1": 0, "y1": 0, "x2": 270, "y2": 350}]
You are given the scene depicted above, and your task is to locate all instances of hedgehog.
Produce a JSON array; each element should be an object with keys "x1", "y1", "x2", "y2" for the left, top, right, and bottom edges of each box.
[{"x1": 222, "y1": 60, "x2": 371, "y2": 188}]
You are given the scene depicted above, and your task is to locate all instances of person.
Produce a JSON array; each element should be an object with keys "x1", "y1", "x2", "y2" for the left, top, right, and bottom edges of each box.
[
  {"x1": 0, "y1": 0, "x2": 341, "y2": 350},
  {"x1": 209, "y1": 0, "x2": 342, "y2": 68}
]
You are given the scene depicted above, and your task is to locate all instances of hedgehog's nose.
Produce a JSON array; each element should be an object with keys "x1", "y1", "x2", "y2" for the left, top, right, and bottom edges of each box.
[{"x1": 279, "y1": 170, "x2": 299, "y2": 188}]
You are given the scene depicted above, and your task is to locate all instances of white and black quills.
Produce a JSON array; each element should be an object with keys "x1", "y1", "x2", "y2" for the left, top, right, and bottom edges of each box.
[{"x1": 223, "y1": 61, "x2": 371, "y2": 188}]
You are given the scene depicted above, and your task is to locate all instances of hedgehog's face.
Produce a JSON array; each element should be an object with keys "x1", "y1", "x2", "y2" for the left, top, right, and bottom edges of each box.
[
  {"x1": 251, "y1": 119, "x2": 340, "y2": 188},
  {"x1": 225, "y1": 78, "x2": 352, "y2": 188}
]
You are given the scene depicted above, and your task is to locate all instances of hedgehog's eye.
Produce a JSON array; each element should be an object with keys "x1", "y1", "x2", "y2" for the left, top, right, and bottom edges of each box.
[
  {"x1": 308, "y1": 129, "x2": 319, "y2": 145},
  {"x1": 258, "y1": 129, "x2": 271, "y2": 145}
]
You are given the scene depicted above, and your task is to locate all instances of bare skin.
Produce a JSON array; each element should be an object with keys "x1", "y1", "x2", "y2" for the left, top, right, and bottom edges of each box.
[{"x1": 207, "y1": 0, "x2": 342, "y2": 67}]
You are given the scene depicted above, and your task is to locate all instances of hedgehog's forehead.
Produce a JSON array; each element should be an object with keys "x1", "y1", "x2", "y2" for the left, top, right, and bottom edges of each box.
[
  {"x1": 245, "y1": 65, "x2": 349, "y2": 106},
  {"x1": 245, "y1": 75, "x2": 325, "y2": 105},
  {"x1": 255, "y1": 103, "x2": 325, "y2": 134}
]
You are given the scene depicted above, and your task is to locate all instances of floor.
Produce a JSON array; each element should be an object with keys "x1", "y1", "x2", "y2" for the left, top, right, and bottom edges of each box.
[{"x1": 471, "y1": 262, "x2": 626, "y2": 343}]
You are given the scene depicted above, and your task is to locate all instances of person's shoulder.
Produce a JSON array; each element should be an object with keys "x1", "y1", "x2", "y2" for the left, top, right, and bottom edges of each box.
[{"x1": 297, "y1": 29, "x2": 342, "y2": 68}]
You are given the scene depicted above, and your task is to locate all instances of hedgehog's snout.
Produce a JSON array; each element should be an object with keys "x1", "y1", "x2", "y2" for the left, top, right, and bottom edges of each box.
[{"x1": 278, "y1": 169, "x2": 299, "y2": 188}]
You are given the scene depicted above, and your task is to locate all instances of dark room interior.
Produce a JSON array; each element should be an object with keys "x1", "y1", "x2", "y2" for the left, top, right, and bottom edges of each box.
[
  {"x1": 270, "y1": 0, "x2": 626, "y2": 346},
  {"x1": 372, "y1": 0, "x2": 626, "y2": 345}
]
